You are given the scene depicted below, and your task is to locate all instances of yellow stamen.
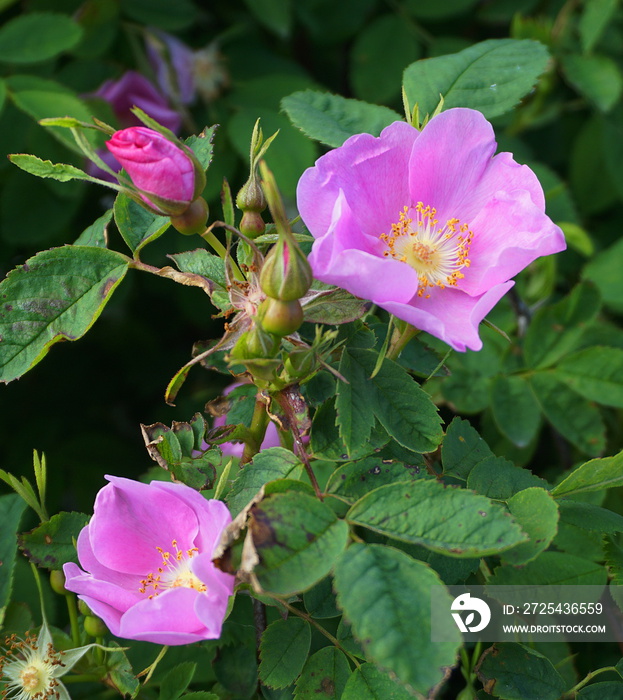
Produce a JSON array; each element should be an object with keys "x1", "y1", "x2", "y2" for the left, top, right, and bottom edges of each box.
[
  {"x1": 139, "y1": 540, "x2": 206, "y2": 598},
  {"x1": 380, "y1": 203, "x2": 473, "y2": 298}
]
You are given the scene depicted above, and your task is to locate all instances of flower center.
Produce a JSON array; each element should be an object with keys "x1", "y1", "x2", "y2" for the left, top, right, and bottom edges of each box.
[
  {"x1": 380, "y1": 203, "x2": 472, "y2": 298},
  {"x1": 139, "y1": 540, "x2": 207, "y2": 598},
  {"x1": 19, "y1": 664, "x2": 48, "y2": 694}
]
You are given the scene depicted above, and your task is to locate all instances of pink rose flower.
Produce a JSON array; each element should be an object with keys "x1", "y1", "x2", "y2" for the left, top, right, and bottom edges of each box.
[
  {"x1": 94, "y1": 70, "x2": 182, "y2": 133},
  {"x1": 106, "y1": 126, "x2": 195, "y2": 213},
  {"x1": 63, "y1": 476, "x2": 234, "y2": 645},
  {"x1": 146, "y1": 30, "x2": 197, "y2": 105},
  {"x1": 297, "y1": 108, "x2": 566, "y2": 351}
]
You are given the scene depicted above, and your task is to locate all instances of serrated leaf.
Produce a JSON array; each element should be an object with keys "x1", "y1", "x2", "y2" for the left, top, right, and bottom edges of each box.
[
  {"x1": 489, "y1": 375, "x2": 541, "y2": 447},
  {"x1": 104, "y1": 644, "x2": 140, "y2": 699},
  {"x1": 185, "y1": 125, "x2": 217, "y2": 170},
  {"x1": 403, "y1": 38, "x2": 550, "y2": 119},
  {"x1": 302, "y1": 287, "x2": 370, "y2": 325},
  {"x1": 559, "y1": 501, "x2": 623, "y2": 533},
  {"x1": 347, "y1": 480, "x2": 526, "y2": 557},
  {"x1": 467, "y1": 457, "x2": 549, "y2": 501},
  {"x1": 281, "y1": 90, "x2": 401, "y2": 148},
  {"x1": 502, "y1": 488, "x2": 559, "y2": 566},
  {"x1": 0, "y1": 494, "x2": 27, "y2": 627},
  {"x1": 303, "y1": 576, "x2": 340, "y2": 619},
  {"x1": 9, "y1": 154, "x2": 94, "y2": 183},
  {"x1": 74, "y1": 209, "x2": 112, "y2": 247},
  {"x1": 552, "y1": 450, "x2": 623, "y2": 497},
  {"x1": 553, "y1": 346, "x2": 623, "y2": 408},
  {"x1": 326, "y1": 455, "x2": 429, "y2": 502},
  {"x1": 489, "y1": 551, "x2": 607, "y2": 586},
  {"x1": 341, "y1": 663, "x2": 414, "y2": 700},
  {"x1": 0, "y1": 246, "x2": 129, "y2": 383},
  {"x1": 333, "y1": 543, "x2": 461, "y2": 694},
  {"x1": 259, "y1": 617, "x2": 311, "y2": 689},
  {"x1": 523, "y1": 282, "x2": 601, "y2": 369},
  {"x1": 250, "y1": 490, "x2": 349, "y2": 595},
  {"x1": 294, "y1": 647, "x2": 350, "y2": 700},
  {"x1": 441, "y1": 416, "x2": 494, "y2": 480},
  {"x1": 18, "y1": 511, "x2": 89, "y2": 570},
  {"x1": 529, "y1": 372, "x2": 606, "y2": 456},
  {"x1": 159, "y1": 661, "x2": 196, "y2": 700},
  {"x1": 336, "y1": 348, "x2": 442, "y2": 456},
  {"x1": 476, "y1": 643, "x2": 566, "y2": 700},
  {"x1": 113, "y1": 191, "x2": 170, "y2": 256},
  {"x1": 227, "y1": 447, "x2": 303, "y2": 517},
  {"x1": 0, "y1": 12, "x2": 82, "y2": 64}
]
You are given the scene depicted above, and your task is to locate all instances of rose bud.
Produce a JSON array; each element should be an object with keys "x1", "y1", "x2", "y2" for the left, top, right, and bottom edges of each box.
[{"x1": 106, "y1": 126, "x2": 205, "y2": 216}]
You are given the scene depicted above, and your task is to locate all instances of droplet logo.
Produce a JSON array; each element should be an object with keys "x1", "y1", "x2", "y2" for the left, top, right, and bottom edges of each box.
[{"x1": 451, "y1": 592, "x2": 491, "y2": 633}]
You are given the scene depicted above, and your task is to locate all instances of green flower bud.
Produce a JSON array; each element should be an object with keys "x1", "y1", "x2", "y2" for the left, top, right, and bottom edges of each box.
[
  {"x1": 84, "y1": 615, "x2": 109, "y2": 638},
  {"x1": 259, "y1": 298, "x2": 303, "y2": 336},
  {"x1": 49, "y1": 570, "x2": 66, "y2": 595},
  {"x1": 260, "y1": 238, "x2": 313, "y2": 301},
  {"x1": 239, "y1": 210, "x2": 266, "y2": 238},
  {"x1": 231, "y1": 324, "x2": 280, "y2": 360},
  {"x1": 284, "y1": 347, "x2": 316, "y2": 379},
  {"x1": 78, "y1": 599, "x2": 93, "y2": 616},
  {"x1": 236, "y1": 175, "x2": 266, "y2": 213},
  {"x1": 170, "y1": 197, "x2": 209, "y2": 235}
]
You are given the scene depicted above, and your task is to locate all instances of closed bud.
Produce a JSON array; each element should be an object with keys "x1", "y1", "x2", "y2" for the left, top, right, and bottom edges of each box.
[
  {"x1": 170, "y1": 196, "x2": 209, "y2": 235},
  {"x1": 259, "y1": 298, "x2": 303, "y2": 336},
  {"x1": 236, "y1": 175, "x2": 266, "y2": 213},
  {"x1": 78, "y1": 599, "x2": 93, "y2": 616},
  {"x1": 231, "y1": 324, "x2": 280, "y2": 360},
  {"x1": 50, "y1": 570, "x2": 66, "y2": 595},
  {"x1": 284, "y1": 347, "x2": 316, "y2": 379},
  {"x1": 260, "y1": 237, "x2": 313, "y2": 301},
  {"x1": 84, "y1": 615, "x2": 109, "y2": 638}
]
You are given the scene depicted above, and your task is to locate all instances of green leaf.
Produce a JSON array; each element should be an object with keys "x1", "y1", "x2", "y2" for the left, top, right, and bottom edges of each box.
[
  {"x1": 8, "y1": 154, "x2": 95, "y2": 183},
  {"x1": 441, "y1": 416, "x2": 494, "y2": 480},
  {"x1": 559, "y1": 500, "x2": 623, "y2": 533},
  {"x1": 523, "y1": 282, "x2": 601, "y2": 369},
  {"x1": 578, "y1": 682, "x2": 623, "y2": 699},
  {"x1": 294, "y1": 647, "x2": 350, "y2": 700},
  {"x1": 0, "y1": 246, "x2": 129, "y2": 383},
  {"x1": 121, "y1": 0, "x2": 197, "y2": 30},
  {"x1": 113, "y1": 191, "x2": 170, "y2": 256},
  {"x1": 561, "y1": 54, "x2": 623, "y2": 112},
  {"x1": 333, "y1": 543, "x2": 461, "y2": 694},
  {"x1": 7, "y1": 75, "x2": 98, "y2": 153},
  {"x1": 105, "y1": 644, "x2": 140, "y2": 699},
  {"x1": 0, "y1": 494, "x2": 27, "y2": 627},
  {"x1": 185, "y1": 126, "x2": 217, "y2": 171},
  {"x1": 553, "y1": 346, "x2": 623, "y2": 408},
  {"x1": 168, "y1": 249, "x2": 229, "y2": 310},
  {"x1": 502, "y1": 488, "x2": 559, "y2": 566},
  {"x1": 250, "y1": 490, "x2": 349, "y2": 595},
  {"x1": 326, "y1": 455, "x2": 429, "y2": 503},
  {"x1": 476, "y1": 643, "x2": 566, "y2": 700},
  {"x1": 0, "y1": 12, "x2": 82, "y2": 64},
  {"x1": 489, "y1": 551, "x2": 607, "y2": 586},
  {"x1": 489, "y1": 375, "x2": 541, "y2": 447},
  {"x1": 529, "y1": 372, "x2": 606, "y2": 456},
  {"x1": 159, "y1": 662, "x2": 196, "y2": 700},
  {"x1": 259, "y1": 617, "x2": 311, "y2": 689},
  {"x1": 582, "y1": 237, "x2": 623, "y2": 313},
  {"x1": 403, "y1": 38, "x2": 550, "y2": 119},
  {"x1": 336, "y1": 348, "x2": 442, "y2": 456},
  {"x1": 467, "y1": 457, "x2": 549, "y2": 501},
  {"x1": 551, "y1": 450, "x2": 623, "y2": 497},
  {"x1": 302, "y1": 287, "x2": 370, "y2": 325},
  {"x1": 347, "y1": 480, "x2": 527, "y2": 557},
  {"x1": 74, "y1": 209, "x2": 112, "y2": 247},
  {"x1": 281, "y1": 90, "x2": 401, "y2": 148},
  {"x1": 350, "y1": 14, "x2": 421, "y2": 105},
  {"x1": 227, "y1": 447, "x2": 303, "y2": 517},
  {"x1": 405, "y1": 0, "x2": 479, "y2": 19},
  {"x1": 18, "y1": 511, "x2": 89, "y2": 570},
  {"x1": 342, "y1": 663, "x2": 416, "y2": 700},
  {"x1": 579, "y1": 0, "x2": 619, "y2": 53}
]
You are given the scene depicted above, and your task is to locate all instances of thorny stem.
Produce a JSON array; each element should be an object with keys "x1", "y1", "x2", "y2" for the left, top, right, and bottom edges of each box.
[
  {"x1": 278, "y1": 599, "x2": 361, "y2": 669},
  {"x1": 241, "y1": 397, "x2": 270, "y2": 465}
]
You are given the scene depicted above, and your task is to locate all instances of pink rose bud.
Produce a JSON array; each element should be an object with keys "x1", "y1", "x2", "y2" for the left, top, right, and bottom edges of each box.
[{"x1": 106, "y1": 126, "x2": 197, "y2": 215}]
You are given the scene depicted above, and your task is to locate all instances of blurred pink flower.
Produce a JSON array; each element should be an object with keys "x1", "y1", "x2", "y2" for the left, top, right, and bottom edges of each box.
[
  {"x1": 297, "y1": 108, "x2": 566, "y2": 351},
  {"x1": 106, "y1": 126, "x2": 195, "y2": 213},
  {"x1": 63, "y1": 476, "x2": 234, "y2": 645},
  {"x1": 95, "y1": 70, "x2": 182, "y2": 132},
  {"x1": 146, "y1": 30, "x2": 196, "y2": 105}
]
